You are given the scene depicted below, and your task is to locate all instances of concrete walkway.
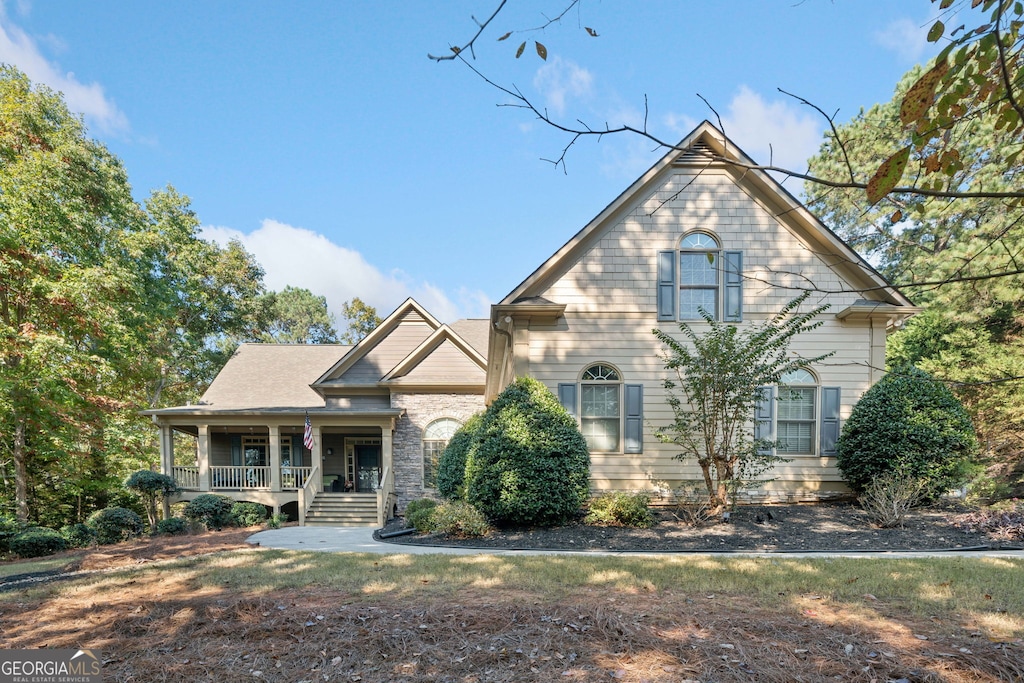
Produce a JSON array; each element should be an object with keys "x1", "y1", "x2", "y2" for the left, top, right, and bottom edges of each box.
[{"x1": 246, "y1": 526, "x2": 1024, "y2": 559}]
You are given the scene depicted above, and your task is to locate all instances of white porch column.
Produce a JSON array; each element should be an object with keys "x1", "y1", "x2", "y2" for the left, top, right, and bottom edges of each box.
[
  {"x1": 159, "y1": 424, "x2": 174, "y2": 475},
  {"x1": 198, "y1": 424, "x2": 211, "y2": 492},
  {"x1": 312, "y1": 425, "x2": 323, "y2": 492},
  {"x1": 159, "y1": 424, "x2": 174, "y2": 519},
  {"x1": 381, "y1": 427, "x2": 393, "y2": 484},
  {"x1": 269, "y1": 425, "x2": 282, "y2": 492}
]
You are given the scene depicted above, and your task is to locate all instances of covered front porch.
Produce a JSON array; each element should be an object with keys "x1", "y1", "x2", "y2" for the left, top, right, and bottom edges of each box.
[{"x1": 148, "y1": 409, "x2": 403, "y2": 526}]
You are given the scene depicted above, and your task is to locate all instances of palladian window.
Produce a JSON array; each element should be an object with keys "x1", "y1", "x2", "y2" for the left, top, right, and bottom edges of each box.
[{"x1": 580, "y1": 364, "x2": 622, "y2": 452}]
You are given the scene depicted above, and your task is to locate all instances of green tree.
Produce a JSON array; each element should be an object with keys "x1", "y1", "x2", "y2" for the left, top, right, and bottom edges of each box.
[
  {"x1": 653, "y1": 294, "x2": 832, "y2": 512},
  {"x1": 124, "y1": 470, "x2": 179, "y2": 533},
  {"x1": 339, "y1": 297, "x2": 381, "y2": 344},
  {"x1": 0, "y1": 66, "x2": 141, "y2": 522},
  {"x1": 256, "y1": 286, "x2": 338, "y2": 344},
  {"x1": 805, "y1": 63, "x2": 1024, "y2": 486}
]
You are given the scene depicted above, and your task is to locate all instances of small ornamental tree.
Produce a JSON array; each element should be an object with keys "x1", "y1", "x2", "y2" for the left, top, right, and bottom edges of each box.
[
  {"x1": 464, "y1": 376, "x2": 590, "y2": 527},
  {"x1": 837, "y1": 365, "x2": 979, "y2": 499},
  {"x1": 125, "y1": 470, "x2": 180, "y2": 533},
  {"x1": 654, "y1": 293, "x2": 832, "y2": 513},
  {"x1": 436, "y1": 413, "x2": 483, "y2": 500}
]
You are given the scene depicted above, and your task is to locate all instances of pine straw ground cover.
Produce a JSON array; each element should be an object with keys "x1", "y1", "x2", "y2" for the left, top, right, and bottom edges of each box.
[{"x1": 0, "y1": 537, "x2": 1022, "y2": 682}]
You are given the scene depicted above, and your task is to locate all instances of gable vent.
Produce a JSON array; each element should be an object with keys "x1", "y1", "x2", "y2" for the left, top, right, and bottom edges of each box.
[{"x1": 675, "y1": 140, "x2": 714, "y2": 164}]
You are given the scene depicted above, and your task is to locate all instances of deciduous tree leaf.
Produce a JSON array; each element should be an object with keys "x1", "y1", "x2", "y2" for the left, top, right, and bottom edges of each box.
[
  {"x1": 928, "y1": 19, "x2": 946, "y2": 42},
  {"x1": 515, "y1": 41, "x2": 526, "y2": 58},
  {"x1": 585, "y1": 27, "x2": 599, "y2": 37},
  {"x1": 866, "y1": 146, "x2": 911, "y2": 204},
  {"x1": 497, "y1": 31, "x2": 511, "y2": 41},
  {"x1": 890, "y1": 209, "x2": 903, "y2": 223},
  {"x1": 535, "y1": 41, "x2": 547, "y2": 60},
  {"x1": 900, "y1": 60, "x2": 949, "y2": 125}
]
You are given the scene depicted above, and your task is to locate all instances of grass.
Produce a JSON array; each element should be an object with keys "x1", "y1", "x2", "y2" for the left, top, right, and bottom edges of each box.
[
  {"x1": 0, "y1": 554, "x2": 74, "y2": 578},
  {"x1": 2, "y1": 548, "x2": 1022, "y2": 681}
]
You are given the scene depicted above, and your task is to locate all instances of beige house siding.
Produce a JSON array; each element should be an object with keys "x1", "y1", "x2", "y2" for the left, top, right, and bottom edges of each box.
[
  {"x1": 518, "y1": 169, "x2": 883, "y2": 501},
  {"x1": 397, "y1": 339, "x2": 487, "y2": 384},
  {"x1": 336, "y1": 319, "x2": 435, "y2": 383},
  {"x1": 390, "y1": 392, "x2": 485, "y2": 509}
]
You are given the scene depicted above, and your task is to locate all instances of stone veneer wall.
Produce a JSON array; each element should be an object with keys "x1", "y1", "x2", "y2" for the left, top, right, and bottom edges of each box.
[{"x1": 390, "y1": 392, "x2": 485, "y2": 510}]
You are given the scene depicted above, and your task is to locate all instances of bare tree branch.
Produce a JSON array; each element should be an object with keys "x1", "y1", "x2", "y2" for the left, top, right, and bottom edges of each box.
[{"x1": 428, "y1": 0, "x2": 507, "y2": 62}]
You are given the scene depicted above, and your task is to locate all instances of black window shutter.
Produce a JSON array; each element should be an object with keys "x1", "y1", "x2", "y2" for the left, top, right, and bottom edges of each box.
[
  {"x1": 820, "y1": 387, "x2": 841, "y2": 455},
  {"x1": 624, "y1": 383, "x2": 643, "y2": 454},
  {"x1": 723, "y1": 250, "x2": 743, "y2": 322},
  {"x1": 558, "y1": 383, "x2": 578, "y2": 420},
  {"x1": 657, "y1": 250, "x2": 676, "y2": 321},
  {"x1": 754, "y1": 386, "x2": 774, "y2": 455}
]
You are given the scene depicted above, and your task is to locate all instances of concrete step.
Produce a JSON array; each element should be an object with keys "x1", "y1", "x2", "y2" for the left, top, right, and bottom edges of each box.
[{"x1": 304, "y1": 492, "x2": 379, "y2": 527}]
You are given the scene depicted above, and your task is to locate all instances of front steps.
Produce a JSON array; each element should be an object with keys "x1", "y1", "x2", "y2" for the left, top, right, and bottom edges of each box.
[{"x1": 304, "y1": 492, "x2": 378, "y2": 527}]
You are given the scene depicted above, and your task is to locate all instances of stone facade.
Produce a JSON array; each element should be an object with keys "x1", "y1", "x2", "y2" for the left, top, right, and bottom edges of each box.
[{"x1": 390, "y1": 392, "x2": 485, "y2": 510}]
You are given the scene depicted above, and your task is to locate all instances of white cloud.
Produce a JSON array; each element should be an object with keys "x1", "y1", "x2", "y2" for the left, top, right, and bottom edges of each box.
[
  {"x1": 875, "y1": 16, "x2": 931, "y2": 63},
  {"x1": 533, "y1": 55, "x2": 594, "y2": 116},
  {"x1": 201, "y1": 219, "x2": 490, "y2": 324},
  {"x1": 717, "y1": 86, "x2": 824, "y2": 176},
  {"x1": 0, "y1": 6, "x2": 129, "y2": 135}
]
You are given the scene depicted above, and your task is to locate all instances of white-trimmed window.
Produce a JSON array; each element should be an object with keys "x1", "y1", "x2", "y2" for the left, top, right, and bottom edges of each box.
[
  {"x1": 559, "y1": 365, "x2": 644, "y2": 455},
  {"x1": 776, "y1": 369, "x2": 817, "y2": 455},
  {"x1": 580, "y1": 364, "x2": 622, "y2": 452},
  {"x1": 678, "y1": 232, "x2": 720, "y2": 320},
  {"x1": 422, "y1": 418, "x2": 461, "y2": 488},
  {"x1": 755, "y1": 372, "x2": 842, "y2": 457},
  {"x1": 657, "y1": 231, "x2": 742, "y2": 322}
]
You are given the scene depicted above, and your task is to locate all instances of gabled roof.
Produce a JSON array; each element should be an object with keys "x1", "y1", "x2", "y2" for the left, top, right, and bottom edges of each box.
[
  {"x1": 313, "y1": 298, "x2": 441, "y2": 387},
  {"x1": 500, "y1": 120, "x2": 914, "y2": 309},
  {"x1": 381, "y1": 322, "x2": 488, "y2": 388}
]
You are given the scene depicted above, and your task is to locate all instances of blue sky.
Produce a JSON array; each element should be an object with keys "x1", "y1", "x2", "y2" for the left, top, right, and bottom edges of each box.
[{"x1": 1, "y1": 1, "x2": 942, "y2": 323}]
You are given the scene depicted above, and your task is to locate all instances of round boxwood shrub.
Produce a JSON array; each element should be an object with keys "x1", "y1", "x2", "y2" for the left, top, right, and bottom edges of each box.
[
  {"x1": 87, "y1": 507, "x2": 144, "y2": 545},
  {"x1": 430, "y1": 501, "x2": 491, "y2": 538},
  {"x1": 183, "y1": 494, "x2": 235, "y2": 530},
  {"x1": 230, "y1": 502, "x2": 268, "y2": 527},
  {"x1": 584, "y1": 492, "x2": 654, "y2": 528},
  {"x1": 60, "y1": 522, "x2": 95, "y2": 548},
  {"x1": 837, "y1": 365, "x2": 979, "y2": 499},
  {"x1": 10, "y1": 527, "x2": 67, "y2": 558},
  {"x1": 436, "y1": 414, "x2": 483, "y2": 500},
  {"x1": 156, "y1": 517, "x2": 188, "y2": 536},
  {"x1": 464, "y1": 376, "x2": 590, "y2": 527}
]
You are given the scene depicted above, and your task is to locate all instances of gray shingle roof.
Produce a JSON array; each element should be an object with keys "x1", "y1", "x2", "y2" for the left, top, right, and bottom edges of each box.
[
  {"x1": 199, "y1": 343, "x2": 351, "y2": 409},
  {"x1": 448, "y1": 319, "x2": 490, "y2": 358}
]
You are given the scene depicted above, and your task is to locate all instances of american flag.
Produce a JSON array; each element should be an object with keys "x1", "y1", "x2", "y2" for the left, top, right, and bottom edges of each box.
[{"x1": 303, "y1": 412, "x2": 314, "y2": 451}]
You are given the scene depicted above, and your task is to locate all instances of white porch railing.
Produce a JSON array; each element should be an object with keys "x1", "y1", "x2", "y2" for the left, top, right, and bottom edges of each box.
[
  {"x1": 376, "y1": 465, "x2": 396, "y2": 527},
  {"x1": 281, "y1": 466, "x2": 313, "y2": 491},
  {"x1": 210, "y1": 465, "x2": 270, "y2": 490},
  {"x1": 172, "y1": 466, "x2": 199, "y2": 490},
  {"x1": 298, "y1": 464, "x2": 320, "y2": 526}
]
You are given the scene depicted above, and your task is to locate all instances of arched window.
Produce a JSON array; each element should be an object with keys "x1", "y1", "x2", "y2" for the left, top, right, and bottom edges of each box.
[
  {"x1": 422, "y1": 418, "x2": 461, "y2": 488},
  {"x1": 678, "y1": 232, "x2": 721, "y2": 320},
  {"x1": 657, "y1": 232, "x2": 742, "y2": 322},
  {"x1": 777, "y1": 369, "x2": 817, "y2": 455},
  {"x1": 580, "y1": 363, "x2": 622, "y2": 452}
]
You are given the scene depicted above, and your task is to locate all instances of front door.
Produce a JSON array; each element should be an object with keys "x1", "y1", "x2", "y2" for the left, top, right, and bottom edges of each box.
[{"x1": 354, "y1": 444, "x2": 382, "y2": 493}]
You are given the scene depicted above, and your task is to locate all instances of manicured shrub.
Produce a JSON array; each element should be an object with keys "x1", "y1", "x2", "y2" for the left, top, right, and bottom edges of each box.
[
  {"x1": 436, "y1": 414, "x2": 483, "y2": 500},
  {"x1": 266, "y1": 512, "x2": 289, "y2": 529},
  {"x1": 585, "y1": 493, "x2": 655, "y2": 528},
  {"x1": 230, "y1": 502, "x2": 268, "y2": 527},
  {"x1": 837, "y1": 366, "x2": 979, "y2": 499},
  {"x1": 464, "y1": 376, "x2": 591, "y2": 527},
  {"x1": 60, "y1": 522, "x2": 95, "y2": 548},
  {"x1": 405, "y1": 498, "x2": 439, "y2": 533},
  {"x1": 183, "y1": 494, "x2": 235, "y2": 530},
  {"x1": 156, "y1": 517, "x2": 188, "y2": 536},
  {"x1": 10, "y1": 527, "x2": 67, "y2": 558},
  {"x1": 87, "y1": 507, "x2": 144, "y2": 544},
  {"x1": 429, "y1": 501, "x2": 491, "y2": 538}
]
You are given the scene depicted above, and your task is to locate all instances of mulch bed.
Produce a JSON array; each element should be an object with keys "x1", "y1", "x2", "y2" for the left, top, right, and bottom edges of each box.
[{"x1": 377, "y1": 501, "x2": 1023, "y2": 552}]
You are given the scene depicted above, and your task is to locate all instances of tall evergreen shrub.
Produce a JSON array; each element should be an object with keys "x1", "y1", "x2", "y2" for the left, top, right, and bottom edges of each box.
[
  {"x1": 464, "y1": 377, "x2": 590, "y2": 527},
  {"x1": 837, "y1": 365, "x2": 979, "y2": 498}
]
